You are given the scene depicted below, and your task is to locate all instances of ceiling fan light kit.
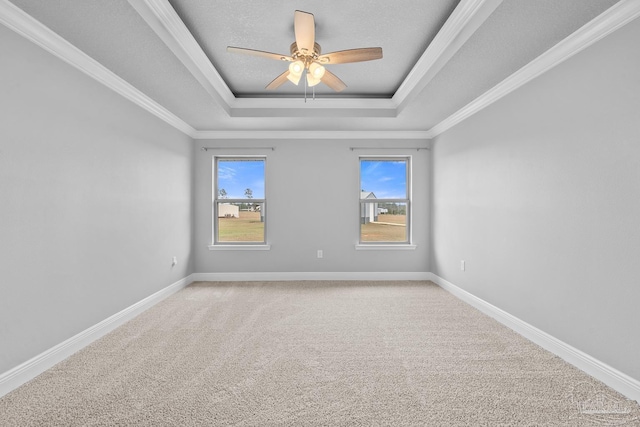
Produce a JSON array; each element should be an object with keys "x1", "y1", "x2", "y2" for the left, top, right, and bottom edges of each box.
[
  {"x1": 227, "y1": 10, "x2": 383, "y2": 96},
  {"x1": 287, "y1": 61, "x2": 304, "y2": 85},
  {"x1": 309, "y1": 62, "x2": 325, "y2": 79}
]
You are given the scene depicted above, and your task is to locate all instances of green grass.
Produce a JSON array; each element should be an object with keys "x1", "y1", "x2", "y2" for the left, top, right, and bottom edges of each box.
[{"x1": 218, "y1": 211, "x2": 264, "y2": 242}]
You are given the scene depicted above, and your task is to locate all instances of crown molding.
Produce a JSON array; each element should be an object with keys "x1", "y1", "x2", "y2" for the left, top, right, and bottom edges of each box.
[
  {"x1": 193, "y1": 130, "x2": 432, "y2": 141},
  {"x1": 127, "y1": 0, "x2": 234, "y2": 114},
  {"x1": 128, "y1": 0, "x2": 404, "y2": 118},
  {"x1": 393, "y1": 0, "x2": 503, "y2": 114},
  {"x1": 0, "y1": 0, "x2": 197, "y2": 138},
  {"x1": 427, "y1": 0, "x2": 640, "y2": 139},
  {"x1": 6, "y1": 0, "x2": 638, "y2": 140},
  {"x1": 229, "y1": 97, "x2": 397, "y2": 118}
]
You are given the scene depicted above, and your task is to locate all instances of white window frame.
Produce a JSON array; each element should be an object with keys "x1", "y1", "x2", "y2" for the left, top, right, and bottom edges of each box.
[
  {"x1": 209, "y1": 155, "x2": 270, "y2": 251},
  {"x1": 356, "y1": 155, "x2": 416, "y2": 250}
]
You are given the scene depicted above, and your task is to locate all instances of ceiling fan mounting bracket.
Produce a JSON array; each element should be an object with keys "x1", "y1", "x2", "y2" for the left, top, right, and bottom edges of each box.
[{"x1": 290, "y1": 42, "x2": 322, "y2": 65}]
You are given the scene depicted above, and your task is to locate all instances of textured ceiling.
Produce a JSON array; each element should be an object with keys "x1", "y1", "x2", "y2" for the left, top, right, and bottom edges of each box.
[
  {"x1": 9, "y1": 0, "x2": 227, "y2": 129},
  {"x1": 415, "y1": 0, "x2": 620, "y2": 129},
  {"x1": 169, "y1": 0, "x2": 459, "y2": 97},
  {"x1": 4, "y1": 0, "x2": 625, "y2": 134}
]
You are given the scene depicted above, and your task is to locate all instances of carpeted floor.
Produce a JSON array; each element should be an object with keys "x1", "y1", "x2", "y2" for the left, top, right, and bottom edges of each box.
[{"x1": 1, "y1": 280, "x2": 639, "y2": 426}]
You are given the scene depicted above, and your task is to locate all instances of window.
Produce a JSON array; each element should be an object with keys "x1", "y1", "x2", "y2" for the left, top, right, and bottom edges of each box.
[
  {"x1": 359, "y1": 157, "x2": 410, "y2": 244},
  {"x1": 213, "y1": 157, "x2": 266, "y2": 245}
]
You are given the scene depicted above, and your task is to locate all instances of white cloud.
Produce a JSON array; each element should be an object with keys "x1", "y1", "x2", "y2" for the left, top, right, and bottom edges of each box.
[{"x1": 218, "y1": 166, "x2": 236, "y2": 182}]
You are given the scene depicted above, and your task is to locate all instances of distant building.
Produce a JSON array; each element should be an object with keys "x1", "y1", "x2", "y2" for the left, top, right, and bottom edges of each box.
[
  {"x1": 360, "y1": 191, "x2": 378, "y2": 224},
  {"x1": 218, "y1": 203, "x2": 239, "y2": 218}
]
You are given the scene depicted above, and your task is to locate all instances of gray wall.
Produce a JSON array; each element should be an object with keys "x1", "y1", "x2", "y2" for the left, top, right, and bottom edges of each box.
[
  {"x1": 195, "y1": 139, "x2": 430, "y2": 274},
  {"x1": 0, "y1": 26, "x2": 194, "y2": 373},
  {"x1": 431, "y1": 18, "x2": 640, "y2": 380}
]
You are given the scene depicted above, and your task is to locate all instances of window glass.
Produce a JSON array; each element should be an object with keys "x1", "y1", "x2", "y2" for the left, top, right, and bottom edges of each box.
[
  {"x1": 359, "y1": 158, "x2": 409, "y2": 244},
  {"x1": 217, "y1": 159, "x2": 265, "y2": 199},
  {"x1": 216, "y1": 202, "x2": 264, "y2": 242},
  {"x1": 360, "y1": 202, "x2": 407, "y2": 242},
  {"x1": 360, "y1": 160, "x2": 407, "y2": 199},
  {"x1": 214, "y1": 158, "x2": 266, "y2": 244}
]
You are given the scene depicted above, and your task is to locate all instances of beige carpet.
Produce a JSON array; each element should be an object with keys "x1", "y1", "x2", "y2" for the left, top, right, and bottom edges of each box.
[{"x1": 1, "y1": 281, "x2": 638, "y2": 426}]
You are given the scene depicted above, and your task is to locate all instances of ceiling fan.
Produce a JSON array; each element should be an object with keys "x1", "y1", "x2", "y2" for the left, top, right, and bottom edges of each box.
[{"x1": 227, "y1": 10, "x2": 383, "y2": 92}]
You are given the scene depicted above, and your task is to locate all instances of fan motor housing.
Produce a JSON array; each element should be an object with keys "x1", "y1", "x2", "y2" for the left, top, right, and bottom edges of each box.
[{"x1": 290, "y1": 42, "x2": 322, "y2": 59}]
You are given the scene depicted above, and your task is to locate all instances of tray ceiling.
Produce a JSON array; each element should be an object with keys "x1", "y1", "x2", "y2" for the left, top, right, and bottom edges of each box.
[
  {"x1": 169, "y1": 0, "x2": 458, "y2": 98},
  {"x1": 2, "y1": 0, "x2": 630, "y2": 137}
]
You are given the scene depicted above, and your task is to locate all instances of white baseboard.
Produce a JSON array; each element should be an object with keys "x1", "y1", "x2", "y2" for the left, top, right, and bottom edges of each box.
[
  {"x1": 192, "y1": 271, "x2": 431, "y2": 282},
  {"x1": 8, "y1": 272, "x2": 635, "y2": 404},
  {"x1": 0, "y1": 274, "x2": 194, "y2": 398},
  {"x1": 429, "y1": 273, "x2": 640, "y2": 402},
  {"x1": 0, "y1": 271, "x2": 426, "y2": 397}
]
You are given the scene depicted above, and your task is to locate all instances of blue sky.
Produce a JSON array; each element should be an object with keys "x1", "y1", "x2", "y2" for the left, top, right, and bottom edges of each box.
[
  {"x1": 216, "y1": 159, "x2": 405, "y2": 200},
  {"x1": 360, "y1": 160, "x2": 407, "y2": 199},
  {"x1": 217, "y1": 159, "x2": 265, "y2": 199}
]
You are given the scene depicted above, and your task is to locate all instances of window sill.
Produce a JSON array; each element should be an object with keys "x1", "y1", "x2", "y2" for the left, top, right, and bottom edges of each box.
[
  {"x1": 355, "y1": 244, "x2": 417, "y2": 251},
  {"x1": 208, "y1": 244, "x2": 271, "y2": 251}
]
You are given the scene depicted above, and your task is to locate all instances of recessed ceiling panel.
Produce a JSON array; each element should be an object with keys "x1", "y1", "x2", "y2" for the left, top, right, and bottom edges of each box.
[
  {"x1": 169, "y1": 0, "x2": 459, "y2": 98},
  {"x1": 4, "y1": 0, "x2": 629, "y2": 133}
]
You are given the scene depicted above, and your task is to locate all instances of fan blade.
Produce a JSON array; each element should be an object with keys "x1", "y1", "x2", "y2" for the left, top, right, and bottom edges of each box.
[
  {"x1": 294, "y1": 10, "x2": 315, "y2": 54},
  {"x1": 321, "y1": 69, "x2": 347, "y2": 92},
  {"x1": 227, "y1": 46, "x2": 292, "y2": 62},
  {"x1": 318, "y1": 47, "x2": 383, "y2": 64},
  {"x1": 265, "y1": 70, "x2": 291, "y2": 90}
]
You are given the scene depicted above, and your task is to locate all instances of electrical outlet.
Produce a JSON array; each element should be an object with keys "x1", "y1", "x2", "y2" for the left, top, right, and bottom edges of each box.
[
  {"x1": 460, "y1": 260, "x2": 465, "y2": 271},
  {"x1": 317, "y1": 250, "x2": 323, "y2": 259}
]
